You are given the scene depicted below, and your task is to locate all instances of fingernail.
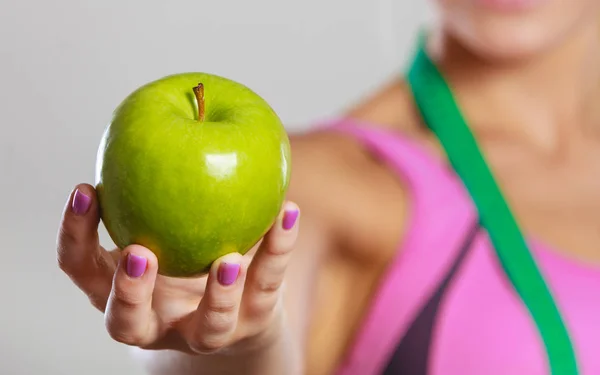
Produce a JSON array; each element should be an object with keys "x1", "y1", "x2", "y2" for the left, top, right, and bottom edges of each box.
[
  {"x1": 282, "y1": 208, "x2": 299, "y2": 230},
  {"x1": 72, "y1": 189, "x2": 92, "y2": 216},
  {"x1": 126, "y1": 254, "x2": 147, "y2": 278},
  {"x1": 217, "y1": 262, "x2": 240, "y2": 286}
]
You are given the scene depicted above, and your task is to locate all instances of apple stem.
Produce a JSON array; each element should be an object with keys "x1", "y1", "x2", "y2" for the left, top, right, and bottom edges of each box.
[{"x1": 193, "y1": 83, "x2": 205, "y2": 122}]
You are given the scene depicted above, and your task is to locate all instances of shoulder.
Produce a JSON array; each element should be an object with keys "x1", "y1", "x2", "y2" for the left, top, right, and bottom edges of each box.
[
  {"x1": 285, "y1": 77, "x2": 430, "y2": 212},
  {"x1": 284, "y1": 78, "x2": 424, "y2": 260},
  {"x1": 286, "y1": 78, "x2": 421, "y2": 195},
  {"x1": 286, "y1": 128, "x2": 373, "y2": 231},
  {"x1": 345, "y1": 78, "x2": 425, "y2": 135}
]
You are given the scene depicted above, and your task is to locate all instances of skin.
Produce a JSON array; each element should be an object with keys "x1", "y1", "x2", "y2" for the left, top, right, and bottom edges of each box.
[{"x1": 57, "y1": 0, "x2": 600, "y2": 374}]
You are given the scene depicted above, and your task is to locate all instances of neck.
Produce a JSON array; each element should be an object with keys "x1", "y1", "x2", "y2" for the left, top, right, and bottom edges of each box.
[{"x1": 426, "y1": 23, "x2": 600, "y2": 153}]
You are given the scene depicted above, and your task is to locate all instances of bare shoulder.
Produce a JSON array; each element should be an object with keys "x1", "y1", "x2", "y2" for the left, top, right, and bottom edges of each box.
[
  {"x1": 347, "y1": 79, "x2": 424, "y2": 133},
  {"x1": 286, "y1": 77, "x2": 429, "y2": 227},
  {"x1": 286, "y1": 129, "x2": 373, "y2": 238},
  {"x1": 347, "y1": 76, "x2": 445, "y2": 157},
  {"x1": 285, "y1": 77, "x2": 422, "y2": 262},
  {"x1": 287, "y1": 129, "x2": 373, "y2": 209}
]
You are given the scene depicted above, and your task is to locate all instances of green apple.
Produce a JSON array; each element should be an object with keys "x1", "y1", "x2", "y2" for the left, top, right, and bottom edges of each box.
[{"x1": 95, "y1": 73, "x2": 291, "y2": 277}]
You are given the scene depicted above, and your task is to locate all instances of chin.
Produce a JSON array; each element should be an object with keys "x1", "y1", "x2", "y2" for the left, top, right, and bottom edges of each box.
[
  {"x1": 449, "y1": 21, "x2": 560, "y2": 62},
  {"x1": 436, "y1": 0, "x2": 596, "y2": 63}
]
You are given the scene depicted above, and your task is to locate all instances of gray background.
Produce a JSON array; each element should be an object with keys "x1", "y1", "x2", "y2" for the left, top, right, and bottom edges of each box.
[{"x1": 0, "y1": 0, "x2": 433, "y2": 374}]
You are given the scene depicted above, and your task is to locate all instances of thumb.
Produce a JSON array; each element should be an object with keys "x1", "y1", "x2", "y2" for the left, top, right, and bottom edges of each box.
[
  {"x1": 57, "y1": 184, "x2": 116, "y2": 311},
  {"x1": 57, "y1": 184, "x2": 101, "y2": 268}
]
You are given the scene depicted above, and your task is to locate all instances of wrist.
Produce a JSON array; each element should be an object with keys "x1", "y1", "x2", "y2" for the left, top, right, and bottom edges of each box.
[
  {"x1": 212, "y1": 308, "x2": 288, "y2": 357},
  {"x1": 136, "y1": 316, "x2": 302, "y2": 375}
]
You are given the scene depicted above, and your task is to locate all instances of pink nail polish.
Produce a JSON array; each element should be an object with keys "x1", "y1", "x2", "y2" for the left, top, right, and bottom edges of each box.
[
  {"x1": 72, "y1": 189, "x2": 92, "y2": 216},
  {"x1": 126, "y1": 254, "x2": 147, "y2": 278},
  {"x1": 282, "y1": 209, "x2": 299, "y2": 230},
  {"x1": 217, "y1": 262, "x2": 240, "y2": 286}
]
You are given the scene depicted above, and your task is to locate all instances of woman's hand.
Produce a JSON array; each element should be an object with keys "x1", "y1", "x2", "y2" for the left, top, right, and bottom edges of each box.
[{"x1": 57, "y1": 183, "x2": 300, "y2": 356}]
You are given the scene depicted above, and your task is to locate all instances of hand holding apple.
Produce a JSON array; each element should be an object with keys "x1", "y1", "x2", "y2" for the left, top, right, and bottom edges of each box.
[
  {"x1": 57, "y1": 183, "x2": 301, "y2": 361},
  {"x1": 57, "y1": 73, "x2": 302, "y2": 373}
]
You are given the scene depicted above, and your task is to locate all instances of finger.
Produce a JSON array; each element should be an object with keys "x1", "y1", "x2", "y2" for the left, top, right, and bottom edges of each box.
[
  {"x1": 105, "y1": 245, "x2": 162, "y2": 347},
  {"x1": 56, "y1": 184, "x2": 116, "y2": 311},
  {"x1": 186, "y1": 252, "x2": 246, "y2": 354},
  {"x1": 241, "y1": 202, "x2": 299, "y2": 324}
]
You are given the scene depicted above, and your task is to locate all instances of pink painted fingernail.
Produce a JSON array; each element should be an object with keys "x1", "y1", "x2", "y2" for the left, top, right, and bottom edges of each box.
[
  {"x1": 217, "y1": 262, "x2": 240, "y2": 286},
  {"x1": 72, "y1": 189, "x2": 92, "y2": 216},
  {"x1": 126, "y1": 254, "x2": 147, "y2": 278},
  {"x1": 282, "y1": 208, "x2": 299, "y2": 230}
]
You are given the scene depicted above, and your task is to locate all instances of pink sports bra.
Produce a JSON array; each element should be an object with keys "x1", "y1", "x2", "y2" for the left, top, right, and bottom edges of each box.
[{"x1": 318, "y1": 118, "x2": 600, "y2": 375}]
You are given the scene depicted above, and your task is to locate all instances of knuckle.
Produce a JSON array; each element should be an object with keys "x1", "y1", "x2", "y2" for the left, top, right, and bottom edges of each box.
[
  {"x1": 204, "y1": 309, "x2": 237, "y2": 335},
  {"x1": 265, "y1": 238, "x2": 293, "y2": 256},
  {"x1": 243, "y1": 294, "x2": 278, "y2": 320},
  {"x1": 88, "y1": 292, "x2": 107, "y2": 312},
  {"x1": 189, "y1": 337, "x2": 228, "y2": 355},
  {"x1": 56, "y1": 232, "x2": 78, "y2": 272},
  {"x1": 56, "y1": 251, "x2": 85, "y2": 281},
  {"x1": 112, "y1": 283, "x2": 145, "y2": 309},
  {"x1": 207, "y1": 298, "x2": 238, "y2": 315},
  {"x1": 248, "y1": 265, "x2": 285, "y2": 295},
  {"x1": 104, "y1": 308, "x2": 154, "y2": 348},
  {"x1": 255, "y1": 278, "x2": 281, "y2": 294},
  {"x1": 57, "y1": 225, "x2": 80, "y2": 252},
  {"x1": 56, "y1": 252, "x2": 71, "y2": 273},
  {"x1": 106, "y1": 324, "x2": 146, "y2": 346},
  {"x1": 244, "y1": 299, "x2": 271, "y2": 320}
]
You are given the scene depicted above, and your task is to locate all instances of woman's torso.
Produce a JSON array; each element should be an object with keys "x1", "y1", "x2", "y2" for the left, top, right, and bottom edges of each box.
[{"x1": 300, "y1": 80, "x2": 600, "y2": 375}]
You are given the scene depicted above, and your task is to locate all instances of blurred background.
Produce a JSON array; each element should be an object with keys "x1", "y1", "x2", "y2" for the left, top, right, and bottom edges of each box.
[{"x1": 0, "y1": 0, "x2": 433, "y2": 374}]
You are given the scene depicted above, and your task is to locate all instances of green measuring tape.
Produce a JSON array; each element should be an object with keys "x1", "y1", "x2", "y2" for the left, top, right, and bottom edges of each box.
[{"x1": 406, "y1": 34, "x2": 579, "y2": 374}]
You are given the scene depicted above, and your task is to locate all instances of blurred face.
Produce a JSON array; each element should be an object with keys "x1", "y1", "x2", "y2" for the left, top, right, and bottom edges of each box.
[{"x1": 435, "y1": 0, "x2": 600, "y2": 61}]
